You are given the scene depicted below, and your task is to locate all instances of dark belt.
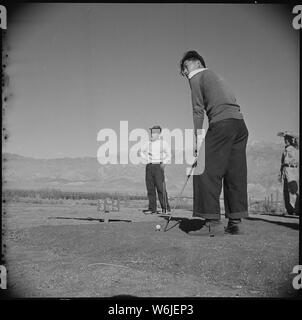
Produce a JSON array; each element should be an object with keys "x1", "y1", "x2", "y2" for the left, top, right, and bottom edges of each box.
[{"x1": 283, "y1": 164, "x2": 298, "y2": 168}]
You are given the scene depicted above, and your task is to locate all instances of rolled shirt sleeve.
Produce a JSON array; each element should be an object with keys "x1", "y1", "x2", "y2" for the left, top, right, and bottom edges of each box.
[
  {"x1": 162, "y1": 141, "x2": 171, "y2": 164},
  {"x1": 140, "y1": 142, "x2": 149, "y2": 163}
]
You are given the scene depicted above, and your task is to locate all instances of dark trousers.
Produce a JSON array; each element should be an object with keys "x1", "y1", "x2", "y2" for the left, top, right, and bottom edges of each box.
[
  {"x1": 146, "y1": 163, "x2": 170, "y2": 212},
  {"x1": 283, "y1": 178, "x2": 299, "y2": 215},
  {"x1": 193, "y1": 119, "x2": 249, "y2": 220}
]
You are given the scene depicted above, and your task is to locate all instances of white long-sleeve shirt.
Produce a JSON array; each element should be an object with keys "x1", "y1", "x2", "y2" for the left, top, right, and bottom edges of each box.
[{"x1": 140, "y1": 138, "x2": 171, "y2": 164}]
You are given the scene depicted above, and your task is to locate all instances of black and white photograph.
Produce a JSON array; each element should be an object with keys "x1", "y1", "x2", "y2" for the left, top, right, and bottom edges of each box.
[{"x1": 1, "y1": 1, "x2": 301, "y2": 303}]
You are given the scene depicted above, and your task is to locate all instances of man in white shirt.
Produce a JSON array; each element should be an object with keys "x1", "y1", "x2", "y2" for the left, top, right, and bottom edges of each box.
[{"x1": 140, "y1": 125, "x2": 171, "y2": 214}]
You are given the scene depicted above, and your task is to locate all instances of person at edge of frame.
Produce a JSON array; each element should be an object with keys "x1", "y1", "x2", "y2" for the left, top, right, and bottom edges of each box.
[
  {"x1": 179, "y1": 50, "x2": 249, "y2": 236},
  {"x1": 278, "y1": 131, "x2": 299, "y2": 216},
  {"x1": 140, "y1": 125, "x2": 171, "y2": 214}
]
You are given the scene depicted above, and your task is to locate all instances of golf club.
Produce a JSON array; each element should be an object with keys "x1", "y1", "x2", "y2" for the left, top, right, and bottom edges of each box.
[
  {"x1": 163, "y1": 160, "x2": 197, "y2": 232},
  {"x1": 162, "y1": 167, "x2": 168, "y2": 213}
]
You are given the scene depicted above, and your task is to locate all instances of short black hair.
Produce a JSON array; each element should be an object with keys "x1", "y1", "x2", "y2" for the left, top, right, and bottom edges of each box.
[
  {"x1": 149, "y1": 125, "x2": 162, "y2": 133},
  {"x1": 179, "y1": 50, "x2": 206, "y2": 76}
]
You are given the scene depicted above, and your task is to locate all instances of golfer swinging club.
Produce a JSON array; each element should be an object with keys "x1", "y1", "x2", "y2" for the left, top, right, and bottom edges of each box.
[
  {"x1": 140, "y1": 125, "x2": 171, "y2": 214},
  {"x1": 180, "y1": 50, "x2": 249, "y2": 235}
]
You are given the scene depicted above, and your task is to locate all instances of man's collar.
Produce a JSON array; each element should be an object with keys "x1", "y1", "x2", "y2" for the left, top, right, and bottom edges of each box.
[{"x1": 188, "y1": 68, "x2": 207, "y2": 79}]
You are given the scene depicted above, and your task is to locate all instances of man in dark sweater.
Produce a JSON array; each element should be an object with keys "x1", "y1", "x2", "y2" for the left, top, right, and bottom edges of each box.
[{"x1": 180, "y1": 50, "x2": 249, "y2": 235}]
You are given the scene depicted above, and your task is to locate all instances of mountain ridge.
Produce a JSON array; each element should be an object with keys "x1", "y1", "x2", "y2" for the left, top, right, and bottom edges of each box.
[{"x1": 2, "y1": 141, "x2": 285, "y2": 199}]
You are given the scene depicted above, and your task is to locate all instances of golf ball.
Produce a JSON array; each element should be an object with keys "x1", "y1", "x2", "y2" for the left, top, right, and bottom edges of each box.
[{"x1": 156, "y1": 224, "x2": 161, "y2": 231}]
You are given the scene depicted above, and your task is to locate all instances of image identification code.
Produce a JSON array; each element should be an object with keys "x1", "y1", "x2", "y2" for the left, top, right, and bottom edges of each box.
[{"x1": 107, "y1": 304, "x2": 194, "y2": 317}]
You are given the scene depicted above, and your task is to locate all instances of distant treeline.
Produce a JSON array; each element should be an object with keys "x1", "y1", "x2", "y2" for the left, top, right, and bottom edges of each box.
[{"x1": 3, "y1": 189, "x2": 148, "y2": 201}]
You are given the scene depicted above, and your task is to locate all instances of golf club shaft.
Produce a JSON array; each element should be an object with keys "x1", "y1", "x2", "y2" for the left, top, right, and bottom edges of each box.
[
  {"x1": 161, "y1": 166, "x2": 168, "y2": 211},
  {"x1": 172, "y1": 163, "x2": 195, "y2": 211},
  {"x1": 164, "y1": 162, "x2": 196, "y2": 232},
  {"x1": 163, "y1": 179, "x2": 167, "y2": 211}
]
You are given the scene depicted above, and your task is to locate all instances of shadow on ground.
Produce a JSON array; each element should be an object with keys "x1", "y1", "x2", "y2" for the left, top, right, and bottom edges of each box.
[
  {"x1": 161, "y1": 215, "x2": 299, "y2": 233},
  {"x1": 246, "y1": 217, "x2": 299, "y2": 231},
  {"x1": 48, "y1": 216, "x2": 132, "y2": 223},
  {"x1": 160, "y1": 216, "x2": 206, "y2": 233}
]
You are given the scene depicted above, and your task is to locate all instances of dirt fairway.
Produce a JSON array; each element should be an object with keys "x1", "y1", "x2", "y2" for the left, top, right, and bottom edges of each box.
[{"x1": 3, "y1": 202, "x2": 299, "y2": 297}]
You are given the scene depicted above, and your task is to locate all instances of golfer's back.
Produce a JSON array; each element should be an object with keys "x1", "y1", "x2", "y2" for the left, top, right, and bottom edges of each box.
[{"x1": 190, "y1": 69, "x2": 244, "y2": 125}]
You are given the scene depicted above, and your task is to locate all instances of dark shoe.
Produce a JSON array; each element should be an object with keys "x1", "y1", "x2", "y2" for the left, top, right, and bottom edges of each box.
[
  {"x1": 224, "y1": 220, "x2": 244, "y2": 235},
  {"x1": 189, "y1": 219, "x2": 224, "y2": 237}
]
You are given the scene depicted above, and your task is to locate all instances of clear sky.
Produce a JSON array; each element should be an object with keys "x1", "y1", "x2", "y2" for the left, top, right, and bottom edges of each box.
[{"x1": 3, "y1": 3, "x2": 299, "y2": 158}]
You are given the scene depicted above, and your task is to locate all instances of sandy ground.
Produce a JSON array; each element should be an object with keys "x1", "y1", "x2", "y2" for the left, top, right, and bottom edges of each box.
[{"x1": 2, "y1": 201, "x2": 300, "y2": 298}]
